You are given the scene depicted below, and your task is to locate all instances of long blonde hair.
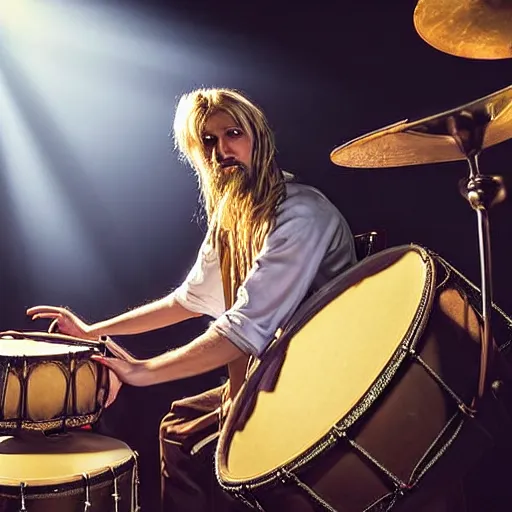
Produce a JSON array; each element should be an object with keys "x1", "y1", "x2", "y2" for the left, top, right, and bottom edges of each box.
[{"x1": 173, "y1": 88, "x2": 286, "y2": 306}]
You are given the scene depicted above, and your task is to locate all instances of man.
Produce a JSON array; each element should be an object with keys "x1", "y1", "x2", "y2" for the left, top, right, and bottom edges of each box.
[{"x1": 27, "y1": 88, "x2": 357, "y2": 510}]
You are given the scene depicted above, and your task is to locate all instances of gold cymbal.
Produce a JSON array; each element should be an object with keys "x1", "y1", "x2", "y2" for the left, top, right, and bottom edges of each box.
[
  {"x1": 330, "y1": 84, "x2": 512, "y2": 168},
  {"x1": 414, "y1": 0, "x2": 512, "y2": 60}
]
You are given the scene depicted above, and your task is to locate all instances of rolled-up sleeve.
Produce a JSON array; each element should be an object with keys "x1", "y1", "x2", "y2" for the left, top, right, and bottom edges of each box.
[
  {"x1": 211, "y1": 195, "x2": 354, "y2": 356},
  {"x1": 173, "y1": 237, "x2": 225, "y2": 319}
]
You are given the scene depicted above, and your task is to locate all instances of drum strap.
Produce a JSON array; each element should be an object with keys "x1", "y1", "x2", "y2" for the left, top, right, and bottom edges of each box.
[
  {"x1": 276, "y1": 469, "x2": 338, "y2": 512},
  {"x1": 231, "y1": 488, "x2": 266, "y2": 512}
]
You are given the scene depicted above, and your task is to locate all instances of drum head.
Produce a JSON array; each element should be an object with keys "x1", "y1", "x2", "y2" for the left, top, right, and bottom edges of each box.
[
  {"x1": 218, "y1": 245, "x2": 434, "y2": 483},
  {"x1": 0, "y1": 336, "x2": 89, "y2": 356},
  {"x1": 0, "y1": 432, "x2": 133, "y2": 486}
]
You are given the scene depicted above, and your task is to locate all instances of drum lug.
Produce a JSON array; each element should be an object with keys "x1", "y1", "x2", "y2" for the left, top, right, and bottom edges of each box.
[
  {"x1": 331, "y1": 424, "x2": 346, "y2": 440},
  {"x1": 111, "y1": 472, "x2": 121, "y2": 512},
  {"x1": 277, "y1": 468, "x2": 290, "y2": 484},
  {"x1": 82, "y1": 473, "x2": 92, "y2": 511},
  {"x1": 458, "y1": 402, "x2": 477, "y2": 418},
  {"x1": 19, "y1": 482, "x2": 27, "y2": 512}
]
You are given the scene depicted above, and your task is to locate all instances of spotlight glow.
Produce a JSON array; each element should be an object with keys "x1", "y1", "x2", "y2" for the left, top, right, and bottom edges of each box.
[
  {"x1": 0, "y1": 0, "x2": 281, "y2": 308},
  {"x1": 1, "y1": 0, "x2": 50, "y2": 34}
]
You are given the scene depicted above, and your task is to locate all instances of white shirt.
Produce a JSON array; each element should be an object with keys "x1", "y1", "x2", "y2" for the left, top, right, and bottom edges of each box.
[{"x1": 173, "y1": 183, "x2": 356, "y2": 356}]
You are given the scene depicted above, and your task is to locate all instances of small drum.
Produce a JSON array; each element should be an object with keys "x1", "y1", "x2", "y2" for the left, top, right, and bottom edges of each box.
[
  {"x1": 217, "y1": 245, "x2": 512, "y2": 511},
  {"x1": 0, "y1": 431, "x2": 139, "y2": 511},
  {"x1": 0, "y1": 332, "x2": 109, "y2": 433}
]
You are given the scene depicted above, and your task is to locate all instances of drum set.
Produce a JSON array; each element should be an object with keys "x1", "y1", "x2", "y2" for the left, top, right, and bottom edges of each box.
[
  {"x1": 0, "y1": 0, "x2": 510, "y2": 511},
  {"x1": 216, "y1": 1, "x2": 512, "y2": 512}
]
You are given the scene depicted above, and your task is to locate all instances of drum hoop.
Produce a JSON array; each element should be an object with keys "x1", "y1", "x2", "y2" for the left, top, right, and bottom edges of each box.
[
  {"x1": 0, "y1": 452, "x2": 135, "y2": 497},
  {"x1": 0, "y1": 349, "x2": 99, "y2": 365},
  {"x1": 0, "y1": 331, "x2": 103, "y2": 356},
  {"x1": 0, "y1": 412, "x2": 105, "y2": 433},
  {"x1": 217, "y1": 243, "x2": 437, "y2": 490}
]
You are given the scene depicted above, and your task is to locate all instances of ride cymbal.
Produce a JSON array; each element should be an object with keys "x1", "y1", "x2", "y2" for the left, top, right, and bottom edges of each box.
[{"x1": 330, "y1": 84, "x2": 512, "y2": 168}]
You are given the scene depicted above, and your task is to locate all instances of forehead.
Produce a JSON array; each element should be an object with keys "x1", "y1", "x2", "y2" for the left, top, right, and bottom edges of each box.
[{"x1": 204, "y1": 111, "x2": 238, "y2": 134}]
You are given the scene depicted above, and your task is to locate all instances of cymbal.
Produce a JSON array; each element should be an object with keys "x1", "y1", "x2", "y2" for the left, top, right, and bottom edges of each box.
[
  {"x1": 330, "y1": 84, "x2": 512, "y2": 168},
  {"x1": 414, "y1": 0, "x2": 512, "y2": 60}
]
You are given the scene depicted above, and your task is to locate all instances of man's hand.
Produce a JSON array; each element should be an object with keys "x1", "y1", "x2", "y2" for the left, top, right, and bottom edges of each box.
[
  {"x1": 106, "y1": 370, "x2": 123, "y2": 407},
  {"x1": 27, "y1": 305, "x2": 96, "y2": 340},
  {"x1": 92, "y1": 339, "x2": 151, "y2": 387}
]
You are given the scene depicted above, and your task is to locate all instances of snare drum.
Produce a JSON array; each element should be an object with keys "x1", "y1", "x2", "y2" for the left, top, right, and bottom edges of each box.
[
  {"x1": 217, "y1": 245, "x2": 512, "y2": 511},
  {"x1": 0, "y1": 431, "x2": 139, "y2": 511},
  {"x1": 0, "y1": 332, "x2": 109, "y2": 432}
]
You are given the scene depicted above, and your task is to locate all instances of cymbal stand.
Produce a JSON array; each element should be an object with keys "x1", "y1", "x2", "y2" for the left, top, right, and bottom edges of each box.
[{"x1": 447, "y1": 109, "x2": 506, "y2": 408}]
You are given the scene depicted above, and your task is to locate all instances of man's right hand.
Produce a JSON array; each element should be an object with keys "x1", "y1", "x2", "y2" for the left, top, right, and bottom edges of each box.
[{"x1": 26, "y1": 305, "x2": 97, "y2": 340}]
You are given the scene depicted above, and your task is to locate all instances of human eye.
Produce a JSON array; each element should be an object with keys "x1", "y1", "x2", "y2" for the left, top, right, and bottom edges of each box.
[
  {"x1": 202, "y1": 134, "x2": 217, "y2": 148},
  {"x1": 227, "y1": 128, "x2": 243, "y2": 138}
]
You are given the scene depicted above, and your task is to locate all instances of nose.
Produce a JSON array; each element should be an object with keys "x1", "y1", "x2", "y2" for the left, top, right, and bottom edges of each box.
[{"x1": 215, "y1": 137, "x2": 235, "y2": 162}]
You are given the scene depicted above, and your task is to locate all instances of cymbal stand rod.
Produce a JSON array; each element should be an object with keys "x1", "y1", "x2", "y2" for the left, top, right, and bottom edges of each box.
[
  {"x1": 448, "y1": 109, "x2": 506, "y2": 407},
  {"x1": 465, "y1": 153, "x2": 494, "y2": 405}
]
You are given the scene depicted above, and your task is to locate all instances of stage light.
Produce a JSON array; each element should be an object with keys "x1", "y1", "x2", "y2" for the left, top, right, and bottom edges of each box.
[
  {"x1": 0, "y1": 0, "x2": 47, "y2": 35},
  {"x1": 0, "y1": 0, "x2": 255, "y2": 306}
]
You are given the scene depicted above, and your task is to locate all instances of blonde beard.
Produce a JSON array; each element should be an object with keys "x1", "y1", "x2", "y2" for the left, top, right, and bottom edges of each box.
[
  {"x1": 204, "y1": 159, "x2": 282, "y2": 311},
  {"x1": 209, "y1": 163, "x2": 255, "y2": 232}
]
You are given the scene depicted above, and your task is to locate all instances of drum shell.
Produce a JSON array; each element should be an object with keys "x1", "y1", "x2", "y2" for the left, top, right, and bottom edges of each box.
[
  {"x1": 0, "y1": 432, "x2": 138, "y2": 512},
  {"x1": 217, "y1": 245, "x2": 512, "y2": 512},
  {"x1": 0, "y1": 337, "x2": 109, "y2": 433}
]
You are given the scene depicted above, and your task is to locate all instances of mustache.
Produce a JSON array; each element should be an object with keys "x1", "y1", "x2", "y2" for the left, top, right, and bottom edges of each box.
[
  {"x1": 218, "y1": 158, "x2": 247, "y2": 170},
  {"x1": 210, "y1": 160, "x2": 252, "y2": 195}
]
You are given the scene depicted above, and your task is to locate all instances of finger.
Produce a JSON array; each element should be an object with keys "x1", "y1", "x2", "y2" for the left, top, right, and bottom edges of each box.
[
  {"x1": 92, "y1": 355, "x2": 126, "y2": 374},
  {"x1": 106, "y1": 387, "x2": 119, "y2": 408},
  {"x1": 31, "y1": 313, "x2": 61, "y2": 321},
  {"x1": 106, "y1": 381, "x2": 120, "y2": 407},
  {"x1": 91, "y1": 354, "x2": 112, "y2": 367},
  {"x1": 26, "y1": 306, "x2": 65, "y2": 316},
  {"x1": 106, "y1": 371, "x2": 123, "y2": 407},
  {"x1": 49, "y1": 318, "x2": 60, "y2": 333}
]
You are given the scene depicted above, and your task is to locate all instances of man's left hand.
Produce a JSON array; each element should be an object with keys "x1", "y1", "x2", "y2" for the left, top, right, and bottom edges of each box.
[{"x1": 92, "y1": 339, "x2": 151, "y2": 387}]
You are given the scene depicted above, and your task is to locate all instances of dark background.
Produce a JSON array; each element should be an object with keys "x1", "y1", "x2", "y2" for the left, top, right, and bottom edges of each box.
[{"x1": 0, "y1": 0, "x2": 511, "y2": 509}]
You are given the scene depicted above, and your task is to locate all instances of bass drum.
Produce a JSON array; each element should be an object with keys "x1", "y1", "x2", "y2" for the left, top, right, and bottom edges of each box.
[{"x1": 216, "y1": 245, "x2": 512, "y2": 512}]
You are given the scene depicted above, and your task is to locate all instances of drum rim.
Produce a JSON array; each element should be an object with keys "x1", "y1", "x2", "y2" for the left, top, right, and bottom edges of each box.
[
  {"x1": 0, "y1": 347, "x2": 99, "y2": 361},
  {"x1": 0, "y1": 331, "x2": 99, "y2": 359},
  {"x1": 0, "y1": 432, "x2": 136, "y2": 497},
  {"x1": 216, "y1": 243, "x2": 437, "y2": 489},
  {"x1": 0, "y1": 411, "x2": 105, "y2": 433}
]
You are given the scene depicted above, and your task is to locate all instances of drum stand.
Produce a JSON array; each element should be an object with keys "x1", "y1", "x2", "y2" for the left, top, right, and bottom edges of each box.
[{"x1": 447, "y1": 110, "x2": 506, "y2": 407}]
